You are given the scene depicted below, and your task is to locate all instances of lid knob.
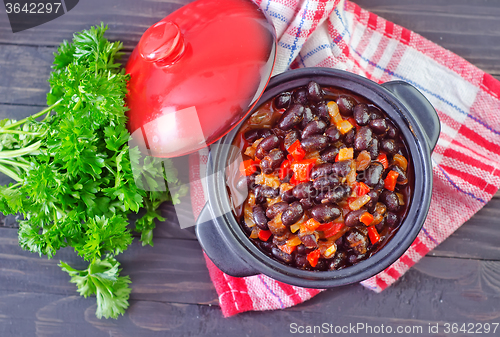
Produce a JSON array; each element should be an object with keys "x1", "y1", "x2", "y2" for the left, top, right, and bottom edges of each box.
[{"x1": 138, "y1": 21, "x2": 185, "y2": 66}]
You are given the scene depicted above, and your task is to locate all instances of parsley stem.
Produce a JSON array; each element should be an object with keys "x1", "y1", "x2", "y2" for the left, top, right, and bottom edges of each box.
[
  {"x1": 0, "y1": 159, "x2": 30, "y2": 170},
  {"x1": 0, "y1": 163, "x2": 21, "y2": 182},
  {"x1": 3, "y1": 99, "x2": 63, "y2": 130},
  {"x1": 0, "y1": 140, "x2": 42, "y2": 159},
  {"x1": 0, "y1": 129, "x2": 42, "y2": 136}
]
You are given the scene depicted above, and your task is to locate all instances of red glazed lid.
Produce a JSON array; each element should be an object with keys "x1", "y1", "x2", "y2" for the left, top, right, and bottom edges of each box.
[{"x1": 125, "y1": 0, "x2": 276, "y2": 157}]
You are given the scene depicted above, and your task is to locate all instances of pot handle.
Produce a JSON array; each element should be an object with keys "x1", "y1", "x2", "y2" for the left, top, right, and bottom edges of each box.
[
  {"x1": 381, "y1": 81, "x2": 440, "y2": 151},
  {"x1": 195, "y1": 203, "x2": 259, "y2": 277}
]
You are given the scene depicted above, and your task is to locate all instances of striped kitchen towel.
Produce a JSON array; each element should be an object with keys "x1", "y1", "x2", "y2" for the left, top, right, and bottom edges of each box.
[{"x1": 190, "y1": 0, "x2": 500, "y2": 317}]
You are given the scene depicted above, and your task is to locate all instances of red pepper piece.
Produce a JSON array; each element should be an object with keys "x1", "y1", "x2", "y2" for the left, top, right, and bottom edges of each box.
[
  {"x1": 359, "y1": 212, "x2": 374, "y2": 226},
  {"x1": 279, "y1": 159, "x2": 292, "y2": 180},
  {"x1": 279, "y1": 244, "x2": 296, "y2": 255},
  {"x1": 307, "y1": 249, "x2": 321, "y2": 267},
  {"x1": 317, "y1": 222, "x2": 345, "y2": 238},
  {"x1": 302, "y1": 218, "x2": 321, "y2": 232},
  {"x1": 355, "y1": 182, "x2": 370, "y2": 197},
  {"x1": 239, "y1": 159, "x2": 258, "y2": 176},
  {"x1": 384, "y1": 170, "x2": 399, "y2": 191},
  {"x1": 258, "y1": 229, "x2": 272, "y2": 242},
  {"x1": 290, "y1": 159, "x2": 316, "y2": 184},
  {"x1": 376, "y1": 153, "x2": 389, "y2": 169},
  {"x1": 347, "y1": 117, "x2": 360, "y2": 131},
  {"x1": 367, "y1": 226, "x2": 380, "y2": 244},
  {"x1": 288, "y1": 139, "x2": 306, "y2": 161}
]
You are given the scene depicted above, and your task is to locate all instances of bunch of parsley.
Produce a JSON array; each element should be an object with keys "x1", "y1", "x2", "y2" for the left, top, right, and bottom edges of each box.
[{"x1": 0, "y1": 24, "x2": 186, "y2": 319}]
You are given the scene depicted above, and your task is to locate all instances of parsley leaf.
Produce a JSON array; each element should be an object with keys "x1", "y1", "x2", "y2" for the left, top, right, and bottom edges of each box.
[{"x1": 0, "y1": 24, "x2": 187, "y2": 319}]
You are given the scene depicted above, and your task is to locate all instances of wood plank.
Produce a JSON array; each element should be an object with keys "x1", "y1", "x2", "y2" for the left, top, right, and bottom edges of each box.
[
  {"x1": 0, "y1": 227, "x2": 217, "y2": 305},
  {"x1": 2, "y1": 256, "x2": 500, "y2": 336},
  {"x1": 431, "y1": 198, "x2": 500, "y2": 260},
  {"x1": 0, "y1": 0, "x2": 192, "y2": 48}
]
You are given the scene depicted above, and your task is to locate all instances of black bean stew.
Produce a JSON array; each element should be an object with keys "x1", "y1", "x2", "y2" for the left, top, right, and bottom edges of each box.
[{"x1": 229, "y1": 81, "x2": 413, "y2": 271}]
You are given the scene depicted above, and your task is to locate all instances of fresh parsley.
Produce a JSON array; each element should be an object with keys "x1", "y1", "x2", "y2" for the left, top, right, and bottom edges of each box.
[{"x1": 0, "y1": 24, "x2": 187, "y2": 319}]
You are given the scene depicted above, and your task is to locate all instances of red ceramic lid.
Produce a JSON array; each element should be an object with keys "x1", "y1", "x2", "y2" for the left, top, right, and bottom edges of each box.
[{"x1": 125, "y1": 0, "x2": 276, "y2": 157}]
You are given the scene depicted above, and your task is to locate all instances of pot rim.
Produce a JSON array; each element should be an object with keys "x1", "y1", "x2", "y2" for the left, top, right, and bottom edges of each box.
[{"x1": 205, "y1": 67, "x2": 433, "y2": 287}]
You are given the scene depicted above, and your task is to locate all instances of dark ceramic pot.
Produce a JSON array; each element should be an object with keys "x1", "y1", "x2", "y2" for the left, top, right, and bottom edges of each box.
[{"x1": 195, "y1": 67, "x2": 440, "y2": 288}]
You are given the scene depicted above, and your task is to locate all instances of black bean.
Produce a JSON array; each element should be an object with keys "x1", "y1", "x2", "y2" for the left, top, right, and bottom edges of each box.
[
  {"x1": 380, "y1": 139, "x2": 399, "y2": 155},
  {"x1": 354, "y1": 126, "x2": 373, "y2": 152},
  {"x1": 271, "y1": 127, "x2": 286, "y2": 140},
  {"x1": 343, "y1": 128, "x2": 355, "y2": 146},
  {"x1": 320, "y1": 146, "x2": 339, "y2": 163},
  {"x1": 260, "y1": 148, "x2": 285, "y2": 174},
  {"x1": 345, "y1": 228, "x2": 368, "y2": 254},
  {"x1": 337, "y1": 95, "x2": 356, "y2": 116},
  {"x1": 365, "y1": 189, "x2": 380, "y2": 213},
  {"x1": 328, "y1": 252, "x2": 347, "y2": 270},
  {"x1": 252, "y1": 205, "x2": 269, "y2": 230},
  {"x1": 310, "y1": 203, "x2": 341, "y2": 223},
  {"x1": 299, "y1": 233, "x2": 318, "y2": 248},
  {"x1": 307, "y1": 81, "x2": 323, "y2": 102},
  {"x1": 293, "y1": 182, "x2": 315, "y2": 199},
  {"x1": 254, "y1": 185, "x2": 266, "y2": 204},
  {"x1": 281, "y1": 201, "x2": 304, "y2": 227},
  {"x1": 375, "y1": 217, "x2": 386, "y2": 232},
  {"x1": 314, "y1": 190, "x2": 327, "y2": 203},
  {"x1": 325, "y1": 185, "x2": 350, "y2": 203},
  {"x1": 259, "y1": 240, "x2": 274, "y2": 252},
  {"x1": 293, "y1": 88, "x2": 309, "y2": 105},
  {"x1": 386, "y1": 212, "x2": 400, "y2": 227},
  {"x1": 284, "y1": 130, "x2": 300, "y2": 150},
  {"x1": 236, "y1": 174, "x2": 256, "y2": 191},
  {"x1": 313, "y1": 175, "x2": 340, "y2": 190},
  {"x1": 353, "y1": 103, "x2": 370, "y2": 126},
  {"x1": 255, "y1": 185, "x2": 279, "y2": 203},
  {"x1": 244, "y1": 129, "x2": 262, "y2": 143},
  {"x1": 266, "y1": 202, "x2": 288, "y2": 219},
  {"x1": 301, "y1": 135, "x2": 329, "y2": 151},
  {"x1": 386, "y1": 122, "x2": 398, "y2": 138},
  {"x1": 297, "y1": 244, "x2": 306, "y2": 255},
  {"x1": 344, "y1": 209, "x2": 367, "y2": 227},
  {"x1": 361, "y1": 162, "x2": 384, "y2": 187},
  {"x1": 300, "y1": 107, "x2": 314, "y2": 129},
  {"x1": 281, "y1": 188, "x2": 296, "y2": 203},
  {"x1": 369, "y1": 106, "x2": 383, "y2": 120},
  {"x1": 315, "y1": 259, "x2": 328, "y2": 271},
  {"x1": 311, "y1": 102, "x2": 330, "y2": 122},
  {"x1": 272, "y1": 247, "x2": 293, "y2": 264},
  {"x1": 255, "y1": 134, "x2": 280, "y2": 159},
  {"x1": 300, "y1": 198, "x2": 315, "y2": 210},
  {"x1": 260, "y1": 129, "x2": 274, "y2": 139},
  {"x1": 380, "y1": 190, "x2": 401, "y2": 212},
  {"x1": 332, "y1": 160, "x2": 352, "y2": 177},
  {"x1": 324, "y1": 127, "x2": 340, "y2": 144},
  {"x1": 277, "y1": 104, "x2": 305, "y2": 130},
  {"x1": 311, "y1": 163, "x2": 334, "y2": 179},
  {"x1": 369, "y1": 118, "x2": 388, "y2": 135},
  {"x1": 274, "y1": 92, "x2": 292, "y2": 109},
  {"x1": 295, "y1": 254, "x2": 308, "y2": 269},
  {"x1": 302, "y1": 120, "x2": 328, "y2": 139},
  {"x1": 368, "y1": 138, "x2": 379, "y2": 159}
]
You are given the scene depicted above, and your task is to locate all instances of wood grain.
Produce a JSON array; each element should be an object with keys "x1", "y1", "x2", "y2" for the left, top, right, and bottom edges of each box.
[
  {"x1": 0, "y1": 0, "x2": 500, "y2": 334},
  {"x1": 1, "y1": 256, "x2": 500, "y2": 336}
]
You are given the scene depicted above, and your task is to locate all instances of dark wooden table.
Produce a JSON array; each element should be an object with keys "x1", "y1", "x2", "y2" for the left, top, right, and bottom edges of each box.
[{"x1": 1, "y1": 1, "x2": 500, "y2": 336}]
